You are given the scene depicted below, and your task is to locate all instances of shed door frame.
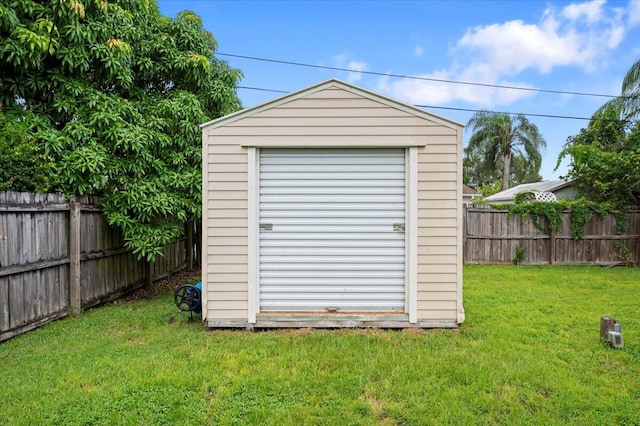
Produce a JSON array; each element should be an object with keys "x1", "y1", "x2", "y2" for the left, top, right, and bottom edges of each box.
[{"x1": 247, "y1": 146, "x2": 418, "y2": 323}]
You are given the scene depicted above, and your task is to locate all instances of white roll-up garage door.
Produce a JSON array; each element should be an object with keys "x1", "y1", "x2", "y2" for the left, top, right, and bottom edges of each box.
[{"x1": 259, "y1": 148, "x2": 406, "y2": 312}]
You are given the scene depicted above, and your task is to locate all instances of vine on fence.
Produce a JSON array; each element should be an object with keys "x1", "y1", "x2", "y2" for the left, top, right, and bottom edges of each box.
[{"x1": 490, "y1": 199, "x2": 627, "y2": 240}]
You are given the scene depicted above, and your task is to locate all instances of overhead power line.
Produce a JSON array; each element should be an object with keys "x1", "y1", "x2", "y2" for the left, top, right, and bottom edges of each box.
[
  {"x1": 236, "y1": 85, "x2": 622, "y2": 122},
  {"x1": 412, "y1": 104, "x2": 613, "y2": 121},
  {"x1": 237, "y1": 85, "x2": 288, "y2": 94},
  {"x1": 220, "y1": 52, "x2": 620, "y2": 100}
]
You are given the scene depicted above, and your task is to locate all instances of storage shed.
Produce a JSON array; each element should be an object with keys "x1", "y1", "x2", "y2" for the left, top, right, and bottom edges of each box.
[{"x1": 201, "y1": 79, "x2": 465, "y2": 328}]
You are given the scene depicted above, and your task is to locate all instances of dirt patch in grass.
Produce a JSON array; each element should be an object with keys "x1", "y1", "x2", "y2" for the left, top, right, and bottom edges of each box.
[
  {"x1": 292, "y1": 327, "x2": 316, "y2": 336},
  {"x1": 363, "y1": 388, "x2": 395, "y2": 425},
  {"x1": 401, "y1": 327, "x2": 425, "y2": 335},
  {"x1": 125, "y1": 269, "x2": 202, "y2": 301}
]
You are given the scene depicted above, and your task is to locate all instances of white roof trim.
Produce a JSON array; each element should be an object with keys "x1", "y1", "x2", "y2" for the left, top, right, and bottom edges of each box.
[
  {"x1": 200, "y1": 78, "x2": 464, "y2": 130},
  {"x1": 484, "y1": 179, "x2": 575, "y2": 203}
]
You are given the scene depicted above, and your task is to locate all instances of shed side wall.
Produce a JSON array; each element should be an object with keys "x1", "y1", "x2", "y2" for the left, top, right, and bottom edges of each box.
[
  {"x1": 416, "y1": 134, "x2": 460, "y2": 321},
  {"x1": 204, "y1": 141, "x2": 248, "y2": 320}
]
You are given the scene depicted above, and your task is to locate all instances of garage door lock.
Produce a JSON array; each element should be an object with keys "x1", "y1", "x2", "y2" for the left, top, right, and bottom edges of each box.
[{"x1": 393, "y1": 223, "x2": 405, "y2": 232}]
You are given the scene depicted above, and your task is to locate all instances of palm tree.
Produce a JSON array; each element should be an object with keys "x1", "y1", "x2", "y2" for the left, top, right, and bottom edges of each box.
[
  {"x1": 465, "y1": 111, "x2": 546, "y2": 191},
  {"x1": 596, "y1": 58, "x2": 640, "y2": 119}
]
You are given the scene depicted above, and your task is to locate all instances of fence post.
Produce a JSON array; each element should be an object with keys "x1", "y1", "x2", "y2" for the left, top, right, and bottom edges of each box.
[
  {"x1": 186, "y1": 220, "x2": 193, "y2": 270},
  {"x1": 144, "y1": 259, "x2": 153, "y2": 287},
  {"x1": 549, "y1": 228, "x2": 556, "y2": 265},
  {"x1": 69, "y1": 201, "x2": 81, "y2": 314},
  {"x1": 463, "y1": 204, "x2": 468, "y2": 264},
  {"x1": 195, "y1": 218, "x2": 202, "y2": 268},
  {"x1": 549, "y1": 229, "x2": 556, "y2": 265}
]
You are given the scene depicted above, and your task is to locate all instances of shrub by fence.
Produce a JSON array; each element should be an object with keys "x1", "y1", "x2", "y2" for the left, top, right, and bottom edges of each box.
[
  {"x1": 464, "y1": 204, "x2": 640, "y2": 265},
  {"x1": 0, "y1": 192, "x2": 191, "y2": 342}
]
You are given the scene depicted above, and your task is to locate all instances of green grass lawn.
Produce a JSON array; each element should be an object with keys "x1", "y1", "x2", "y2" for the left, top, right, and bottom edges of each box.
[{"x1": 1, "y1": 265, "x2": 639, "y2": 425}]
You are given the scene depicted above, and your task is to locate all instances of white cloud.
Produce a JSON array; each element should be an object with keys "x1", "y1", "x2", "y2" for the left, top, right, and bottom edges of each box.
[
  {"x1": 413, "y1": 46, "x2": 424, "y2": 57},
  {"x1": 377, "y1": 70, "x2": 536, "y2": 108},
  {"x1": 457, "y1": 0, "x2": 627, "y2": 75},
  {"x1": 629, "y1": 0, "x2": 640, "y2": 26},
  {"x1": 380, "y1": 0, "x2": 635, "y2": 107},
  {"x1": 332, "y1": 54, "x2": 368, "y2": 82},
  {"x1": 332, "y1": 53, "x2": 348, "y2": 65},
  {"x1": 346, "y1": 60, "x2": 368, "y2": 82},
  {"x1": 561, "y1": 0, "x2": 605, "y2": 23},
  {"x1": 457, "y1": 20, "x2": 588, "y2": 74}
]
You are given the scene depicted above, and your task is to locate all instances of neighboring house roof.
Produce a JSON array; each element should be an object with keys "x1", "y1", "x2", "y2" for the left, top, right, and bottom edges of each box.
[
  {"x1": 463, "y1": 185, "x2": 481, "y2": 203},
  {"x1": 200, "y1": 78, "x2": 464, "y2": 130},
  {"x1": 484, "y1": 179, "x2": 574, "y2": 204},
  {"x1": 463, "y1": 184, "x2": 479, "y2": 195}
]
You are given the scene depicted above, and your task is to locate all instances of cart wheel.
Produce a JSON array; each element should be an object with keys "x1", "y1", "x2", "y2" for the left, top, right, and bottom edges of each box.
[{"x1": 174, "y1": 285, "x2": 201, "y2": 312}]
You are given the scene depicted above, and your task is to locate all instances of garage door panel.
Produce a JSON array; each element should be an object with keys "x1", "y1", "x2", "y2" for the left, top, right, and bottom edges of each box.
[
  {"x1": 259, "y1": 226, "x2": 403, "y2": 235},
  {"x1": 261, "y1": 270, "x2": 404, "y2": 278},
  {"x1": 261, "y1": 164, "x2": 405, "y2": 173},
  {"x1": 260, "y1": 300, "x2": 404, "y2": 310},
  {"x1": 260, "y1": 194, "x2": 405, "y2": 203},
  {"x1": 261, "y1": 172, "x2": 405, "y2": 182},
  {"x1": 260, "y1": 210, "x2": 404, "y2": 218},
  {"x1": 261, "y1": 247, "x2": 405, "y2": 256},
  {"x1": 262, "y1": 204, "x2": 403, "y2": 212},
  {"x1": 260, "y1": 148, "x2": 406, "y2": 312},
  {"x1": 261, "y1": 179, "x2": 403, "y2": 188},
  {"x1": 260, "y1": 277, "x2": 403, "y2": 285},
  {"x1": 260, "y1": 238, "x2": 403, "y2": 247},
  {"x1": 261, "y1": 186, "x2": 404, "y2": 195},
  {"x1": 259, "y1": 217, "x2": 405, "y2": 225},
  {"x1": 260, "y1": 263, "x2": 404, "y2": 271}
]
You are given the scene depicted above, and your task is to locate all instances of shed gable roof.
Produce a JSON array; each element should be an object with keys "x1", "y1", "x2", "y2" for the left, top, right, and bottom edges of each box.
[{"x1": 201, "y1": 79, "x2": 463, "y2": 130}]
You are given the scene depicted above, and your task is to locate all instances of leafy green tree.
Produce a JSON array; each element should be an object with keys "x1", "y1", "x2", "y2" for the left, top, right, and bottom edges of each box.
[
  {"x1": 557, "y1": 109, "x2": 640, "y2": 205},
  {"x1": 0, "y1": 109, "x2": 59, "y2": 192},
  {"x1": 463, "y1": 143, "x2": 497, "y2": 189},
  {"x1": 464, "y1": 111, "x2": 546, "y2": 191},
  {"x1": 558, "y1": 58, "x2": 640, "y2": 206},
  {"x1": 478, "y1": 181, "x2": 501, "y2": 198},
  {"x1": 0, "y1": 0, "x2": 242, "y2": 260}
]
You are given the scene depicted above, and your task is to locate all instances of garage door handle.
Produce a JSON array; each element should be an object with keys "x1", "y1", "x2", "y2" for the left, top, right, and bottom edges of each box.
[
  {"x1": 393, "y1": 223, "x2": 405, "y2": 232},
  {"x1": 260, "y1": 223, "x2": 273, "y2": 231}
]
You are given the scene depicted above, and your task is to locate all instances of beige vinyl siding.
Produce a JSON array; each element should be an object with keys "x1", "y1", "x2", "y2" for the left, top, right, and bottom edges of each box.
[
  {"x1": 203, "y1": 80, "x2": 463, "y2": 326},
  {"x1": 418, "y1": 199, "x2": 458, "y2": 210},
  {"x1": 417, "y1": 276, "x2": 457, "y2": 287},
  {"x1": 204, "y1": 139, "x2": 248, "y2": 321},
  {"x1": 254, "y1": 107, "x2": 409, "y2": 118},
  {"x1": 235, "y1": 135, "x2": 430, "y2": 146},
  {"x1": 416, "y1": 138, "x2": 460, "y2": 322},
  {"x1": 211, "y1": 89, "x2": 457, "y2": 146},
  {"x1": 417, "y1": 310, "x2": 459, "y2": 320}
]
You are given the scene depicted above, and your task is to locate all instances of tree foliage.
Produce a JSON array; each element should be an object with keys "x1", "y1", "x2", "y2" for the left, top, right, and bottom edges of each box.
[
  {"x1": 0, "y1": 0, "x2": 242, "y2": 260},
  {"x1": 558, "y1": 112, "x2": 640, "y2": 205},
  {"x1": 595, "y1": 58, "x2": 640, "y2": 119},
  {"x1": 464, "y1": 111, "x2": 546, "y2": 191},
  {"x1": 558, "y1": 57, "x2": 640, "y2": 206},
  {"x1": 0, "y1": 109, "x2": 58, "y2": 192},
  {"x1": 498, "y1": 198, "x2": 623, "y2": 240}
]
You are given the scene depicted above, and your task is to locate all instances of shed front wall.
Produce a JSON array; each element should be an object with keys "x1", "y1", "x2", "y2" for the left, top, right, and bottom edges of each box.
[{"x1": 203, "y1": 86, "x2": 463, "y2": 327}]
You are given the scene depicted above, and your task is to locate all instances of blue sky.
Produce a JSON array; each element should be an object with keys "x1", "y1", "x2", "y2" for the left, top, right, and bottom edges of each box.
[{"x1": 158, "y1": 0, "x2": 640, "y2": 182}]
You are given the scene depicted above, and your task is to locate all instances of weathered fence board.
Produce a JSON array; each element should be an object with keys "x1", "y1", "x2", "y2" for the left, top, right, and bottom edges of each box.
[
  {"x1": 0, "y1": 192, "x2": 191, "y2": 341},
  {"x1": 464, "y1": 205, "x2": 640, "y2": 265}
]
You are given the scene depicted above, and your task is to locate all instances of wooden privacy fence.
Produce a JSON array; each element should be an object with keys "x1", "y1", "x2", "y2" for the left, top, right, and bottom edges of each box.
[
  {"x1": 464, "y1": 205, "x2": 640, "y2": 265},
  {"x1": 0, "y1": 192, "x2": 191, "y2": 342}
]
